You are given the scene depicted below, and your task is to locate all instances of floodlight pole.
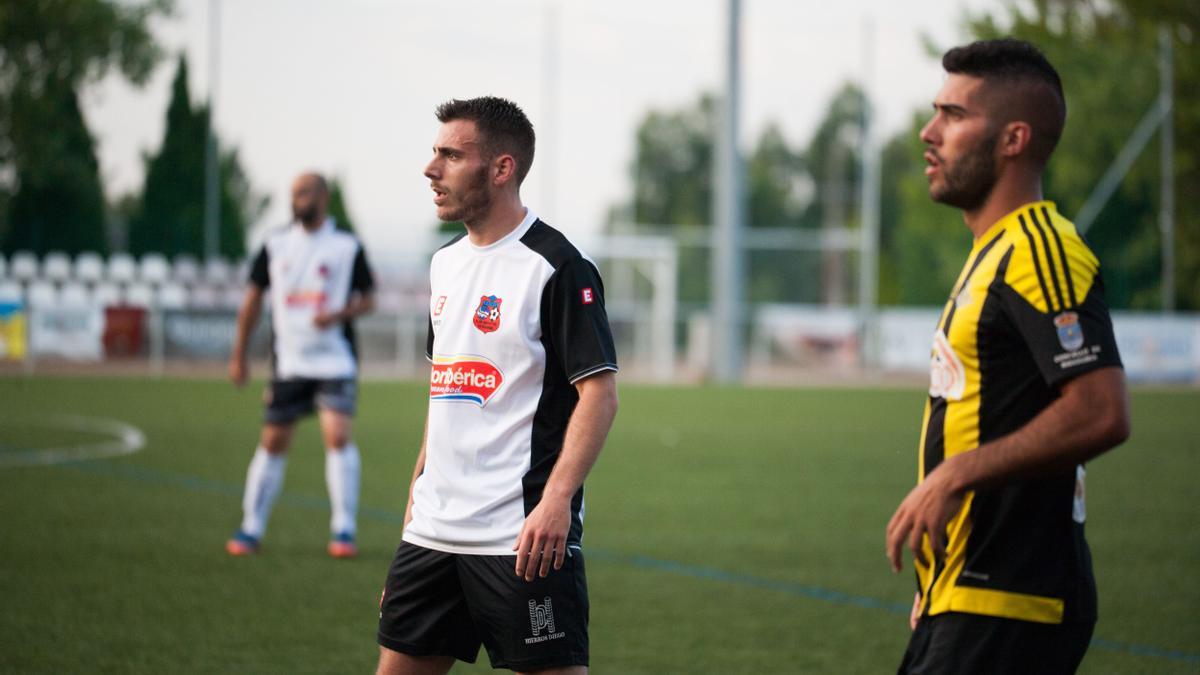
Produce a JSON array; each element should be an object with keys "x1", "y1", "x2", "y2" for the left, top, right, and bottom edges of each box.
[
  {"x1": 711, "y1": 0, "x2": 745, "y2": 382},
  {"x1": 857, "y1": 19, "x2": 881, "y2": 368},
  {"x1": 203, "y1": 0, "x2": 221, "y2": 262},
  {"x1": 1158, "y1": 25, "x2": 1174, "y2": 313}
]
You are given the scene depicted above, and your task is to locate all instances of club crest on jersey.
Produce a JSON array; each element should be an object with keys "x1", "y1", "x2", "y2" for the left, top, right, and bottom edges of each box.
[
  {"x1": 1054, "y1": 311, "x2": 1084, "y2": 351},
  {"x1": 430, "y1": 354, "x2": 504, "y2": 406},
  {"x1": 473, "y1": 295, "x2": 503, "y2": 333}
]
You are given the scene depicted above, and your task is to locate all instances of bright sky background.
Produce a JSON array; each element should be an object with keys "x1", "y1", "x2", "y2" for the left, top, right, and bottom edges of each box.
[{"x1": 84, "y1": 0, "x2": 1004, "y2": 261}]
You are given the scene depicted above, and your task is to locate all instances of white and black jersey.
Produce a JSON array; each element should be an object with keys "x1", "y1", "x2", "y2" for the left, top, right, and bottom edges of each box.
[
  {"x1": 403, "y1": 209, "x2": 618, "y2": 555},
  {"x1": 249, "y1": 218, "x2": 375, "y2": 380}
]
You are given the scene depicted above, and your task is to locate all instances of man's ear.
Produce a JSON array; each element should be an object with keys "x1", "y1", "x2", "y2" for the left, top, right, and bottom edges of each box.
[
  {"x1": 492, "y1": 154, "x2": 517, "y2": 187},
  {"x1": 999, "y1": 121, "x2": 1032, "y2": 159}
]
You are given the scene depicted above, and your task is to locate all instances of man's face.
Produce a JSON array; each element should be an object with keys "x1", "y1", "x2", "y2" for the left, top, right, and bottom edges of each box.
[
  {"x1": 424, "y1": 119, "x2": 493, "y2": 224},
  {"x1": 919, "y1": 74, "x2": 1000, "y2": 211},
  {"x1": 291, "y1": 176, "x2": 326, "y2": 225}
]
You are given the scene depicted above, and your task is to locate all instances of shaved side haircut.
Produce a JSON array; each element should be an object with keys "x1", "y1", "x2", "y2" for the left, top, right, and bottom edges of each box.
[
  {"x1": 435, "y1": 96, "x2": 537, "y2": 185},
  {"x1": 943, "y1": 39, "x2": 1067, "y2": 168}
]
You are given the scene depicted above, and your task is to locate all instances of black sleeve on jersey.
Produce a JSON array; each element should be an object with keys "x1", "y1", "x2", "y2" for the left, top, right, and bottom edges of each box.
[
  {"x1": 542, "y1": 256, "x2": 618, "y2": 384},
  {"x1": 351, "y1": 245, "x2": 375, "y2": 293},
  {"x1": 249, "y1": 246, "x2": 270, "y2": 288},
  {"x1": 426, "y1": 313, "x2": 434, "y2": 362},
  {"x1": 1002, "y1": 276, "x2": 1122, "y2": 388}
]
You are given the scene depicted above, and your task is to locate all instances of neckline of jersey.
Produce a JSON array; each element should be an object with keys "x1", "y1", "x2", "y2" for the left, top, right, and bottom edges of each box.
[
  {"x1": 974, "y1": 200, "x2": 1057, "y2": 249},
  {"x1": 292, "y1": 217, "x2": 335, "y2": 238},
  {"x1": 466, "y1": 208, "x2": 538, "y2": 253}
]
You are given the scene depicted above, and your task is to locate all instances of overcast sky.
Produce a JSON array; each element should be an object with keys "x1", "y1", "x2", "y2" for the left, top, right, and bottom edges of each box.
[{"x1": 84, "y1": 0, "x2": 1002, "y2": 260}]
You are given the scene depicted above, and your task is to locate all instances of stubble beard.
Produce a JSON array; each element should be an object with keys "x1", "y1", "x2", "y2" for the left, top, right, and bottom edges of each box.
[
  {"x1": 293, "y1": 203, "x2": 320, "y2": 227},
  {"x1": 438, "y1": 165, "x2": 493, "y2": 226},
  {"x1": 930, "y1": 131, "x2": 999, "y2": 212}
]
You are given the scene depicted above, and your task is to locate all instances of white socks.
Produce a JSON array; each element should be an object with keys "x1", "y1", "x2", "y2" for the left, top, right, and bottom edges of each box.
[
  {"x1": 325, "y1": 443, "x2": 361, "y2": 537},
  {"x1": 239, "y1": 446, "x2": 287, "y2": 538}
]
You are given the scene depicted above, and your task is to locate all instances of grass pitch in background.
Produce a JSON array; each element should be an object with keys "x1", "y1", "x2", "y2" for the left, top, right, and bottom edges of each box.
[{"x1": 0, "y1": 377, "x2": 1196, "y2": 673}]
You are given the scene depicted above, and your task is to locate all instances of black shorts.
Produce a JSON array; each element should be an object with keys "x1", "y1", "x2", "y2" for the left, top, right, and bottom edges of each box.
[
  {"x1": 898, "y1": 612, "x2": 1094, "y2": 675},
  {"x1": 377, "y1": 541, "x2": 589, "y2": 671},
  {"x1": 263, "y1": 378, "x2": 357, "y2": 425}
]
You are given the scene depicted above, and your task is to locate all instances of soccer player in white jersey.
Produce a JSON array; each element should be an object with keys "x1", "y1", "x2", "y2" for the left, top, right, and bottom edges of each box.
[
  {"x1": 225, "y1": 172, "x2": 376, "y2": 559},
  {"x1": 376, "y1": 98, "x2": 619, "y2": 675}
]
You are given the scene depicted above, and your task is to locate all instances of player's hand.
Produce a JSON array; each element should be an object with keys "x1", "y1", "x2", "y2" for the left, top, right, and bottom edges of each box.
[
  {"x1": 313, "y1": 311, "x2": 339, "y2": 329},
  {"x1": 885, "y1": 460, "x2": 965, "y2": 573},
  {"x1": 229, "y1": 357, "x2": 248, "y2": 388},
  {"x1": 910, "y1": 592, "x2": 922, "y2": 631},
  {"x1": 513, "y1": 495, "x2": 571, "y2": 582}
]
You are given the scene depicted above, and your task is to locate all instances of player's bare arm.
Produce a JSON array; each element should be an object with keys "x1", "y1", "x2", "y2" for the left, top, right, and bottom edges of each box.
[
  {"x1": 314, "y1": 290, "x2": 376, "y2": 329},
  {"x1": 514, "y1": 371, "x2": 618, "y2": 582},
  {"x1": 886, "y1": 366, "x2": 1129, "y2": 572},
  {"x1": 404, "y1": 416, "x2": 430, "y2": 530},
  {"x1": 229, "y1": 285, "x2": 265, "y2": 387}
]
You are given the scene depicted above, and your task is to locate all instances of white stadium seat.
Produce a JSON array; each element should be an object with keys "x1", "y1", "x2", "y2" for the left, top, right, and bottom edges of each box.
[
  {"x1": 234, "y1": 258, "x2": 251, "y2": 285},
  {"x1": 203, "y1": 257, "x2": 232, "y2": 284},
  {"x1": 172, "y1": 255, "x2": 200, "y2": 284},
  {"x1": 189, "y1": 283, "x2": 219, "y2": 309},
  {"x1": 59, "y1": 282, "x2": 91, "y2": 308},
  {"x1": 107, "y1": 253, "x2": 137, "y2": 284},
  {"x1": 0, "y1": 280, "x2": 22, "y2": 303},
  {"x1": 27, "y1": 280, "x2": 58, "y2": 308},
  {"x1": 42, "y1": 252, "x2": 72, "y2": 282},
  {"x1": 10, "y1": 251, "x2": 38, "y2": 282},
  {"x1": 92, "y1": 282, "x2": 123, "y2": 307},
  {"x1": 74, "y1": 252, "x2": 105, "y2": 284},
  {"x1": 124, "y1": 283, "x2": 155, "y2": 308},
  {"x1": 222, "y1": 284, "x2": 245, "y2": 310},
  {"x1": 158, "y1": 282, "x2": 188, "y2": 310},
  {"x1": 139, "y1": 253, "x2": 170, "y2": 285}
]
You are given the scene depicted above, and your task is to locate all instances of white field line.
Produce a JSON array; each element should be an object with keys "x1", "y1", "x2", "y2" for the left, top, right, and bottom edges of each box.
[{"x1": 0, "y1": 415, "x2": 146, "y2": 468}]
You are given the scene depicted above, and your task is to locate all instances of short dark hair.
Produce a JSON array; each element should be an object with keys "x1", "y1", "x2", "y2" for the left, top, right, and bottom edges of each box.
[
  {"x1": 435, "y1": 96, "x2": 536, "y2": 185},
  {"x1": 943, "y1": 38, "x2": 1066, "y2": 168}
]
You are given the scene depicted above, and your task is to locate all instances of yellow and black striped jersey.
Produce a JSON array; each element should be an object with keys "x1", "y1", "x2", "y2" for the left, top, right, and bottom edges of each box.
[{"x1": 915, "y1": 200, "x2": 1122, "y2": 625}]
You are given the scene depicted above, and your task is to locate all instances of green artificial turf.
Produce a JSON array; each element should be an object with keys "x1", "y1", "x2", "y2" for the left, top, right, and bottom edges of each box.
[{"x1": 0, "y1": 376, "x2": 1195, "y2": 673}]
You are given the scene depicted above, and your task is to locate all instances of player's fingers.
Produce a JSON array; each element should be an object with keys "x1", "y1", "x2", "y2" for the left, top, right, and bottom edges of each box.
[
  {"x1": 514, "y1": 532, "x2": 531, "y2": 577},
  {"x1": 929, "y1": 523, "x2": 946, "y2": 562},
  {"x1": 525, "y1": 533, "x2": 547, "y2": 581},
  {"x1": 537, "y1": 542, "x2": 553, "y2": 578},
  {"x1": 908, "y1": 523, "x2": 927, "y2": 568},
  {"x1": 886, "y1": 511, "x2": 908, "y2": 572},
  {"x1": 553, "y1": 540, "x2": 566, "y2": 571}
]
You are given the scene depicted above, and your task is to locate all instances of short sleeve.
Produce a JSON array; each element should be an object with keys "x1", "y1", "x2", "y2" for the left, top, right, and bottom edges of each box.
[
  {"x1": 351, "y1": 245, "x2": 375, "y2": 293},
  {"x1": 249, "y1": 246, "x2": 270, "y2": 288},
  {"x1": 1002, "y1": 270, "x2": 1122, "y2": 388},
  {"x1": 425, "y1": 313, "x2": 434, "y2": 362},
  {"x1": 542, "y1": 256, "x2": 618, "y2": 383}
]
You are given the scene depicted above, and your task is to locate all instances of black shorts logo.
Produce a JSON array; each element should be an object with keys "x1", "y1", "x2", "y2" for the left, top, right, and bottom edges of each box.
[{"x1": 525, "y1": 597, "x2": 565, "y2": 644}]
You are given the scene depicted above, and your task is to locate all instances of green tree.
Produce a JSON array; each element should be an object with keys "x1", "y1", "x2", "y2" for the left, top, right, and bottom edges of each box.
[
  {"x1": 4, "y1": 82, "x2": 107, "y2": 255},
  {"x1": 615, "y1": 89, "x2": 879, "y2": 305},
  {"x1": 128, "y1": 54, "x2": 266, "y2": 260},
  {"x1": 884, "y1": 0, "x2": 1199, "y2": 310},
  {"x1": 328, "y1": 177, "x2": 356, "y2": 233},
  {"x1": 0, "y1": 0, "x2": 170, "y2": 255}
]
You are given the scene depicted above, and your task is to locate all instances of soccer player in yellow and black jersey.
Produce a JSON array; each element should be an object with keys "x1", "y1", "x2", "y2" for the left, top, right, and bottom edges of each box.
[{"x1": 885, "y1": 39, "x2": 1131, "y2": 674}]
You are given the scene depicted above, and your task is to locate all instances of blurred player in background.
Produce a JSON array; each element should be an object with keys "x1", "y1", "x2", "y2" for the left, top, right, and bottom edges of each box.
[
  {"x1": 376, "y1": 97, "x2": 619, "y2": 675},
  {"x1": 885, "y1": 39, "x2": 1130, "y2": 673},
  {"x1": 225, "y1": 171, "x2": 376, "y2": 559}
]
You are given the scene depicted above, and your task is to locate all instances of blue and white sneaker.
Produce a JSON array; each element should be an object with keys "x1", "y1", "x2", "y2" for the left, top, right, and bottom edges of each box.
[
  {"x1": 225, "y1": 529, "x2": 261, "y2": 556},
  {"x1": 327, "y1": 531, "x2": 357, "y2": 559}
]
